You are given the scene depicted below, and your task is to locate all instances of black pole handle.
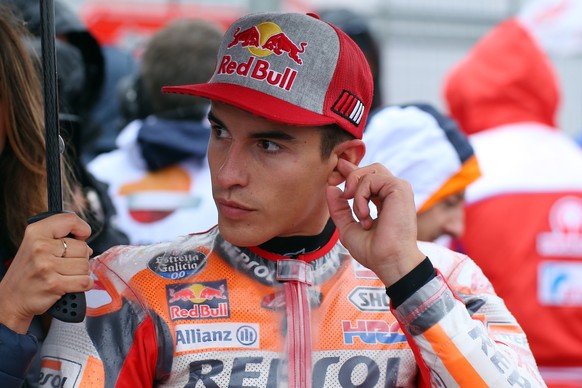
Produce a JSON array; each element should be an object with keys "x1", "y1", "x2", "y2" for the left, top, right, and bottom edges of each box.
[
  {"x1": 38, "y1": 0, "x2": 85, "y2": 323},
  {"x1": 28, "y1": 212, "x2": 86, "y2": 323}
]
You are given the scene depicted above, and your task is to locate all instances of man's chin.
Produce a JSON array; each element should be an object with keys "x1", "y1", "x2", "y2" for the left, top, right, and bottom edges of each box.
[{"x1": 218, "y1": 221, "x2": 269, "y2": 247}]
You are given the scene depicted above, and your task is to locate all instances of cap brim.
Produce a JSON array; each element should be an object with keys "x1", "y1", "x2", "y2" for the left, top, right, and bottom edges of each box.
[{"x1": 162, "y1": 83, "x2": 336, "y2": 127}]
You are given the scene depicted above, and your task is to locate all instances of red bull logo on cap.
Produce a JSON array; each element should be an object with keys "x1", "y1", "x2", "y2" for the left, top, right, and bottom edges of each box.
[
  {"x1": 217, "y1": 22, "x2": 307, "y2": 92},
  {"x1": 167, "y1": 280, "x2": 230, "y2": 321},
  {"x1": 227, "y1": 22, "x2": 308, "y2": 65}
]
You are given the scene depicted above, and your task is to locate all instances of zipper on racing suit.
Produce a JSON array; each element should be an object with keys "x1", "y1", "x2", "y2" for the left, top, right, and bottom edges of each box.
[{"x1": 277, "y1": 258, "x2": 314, "y2": 388}]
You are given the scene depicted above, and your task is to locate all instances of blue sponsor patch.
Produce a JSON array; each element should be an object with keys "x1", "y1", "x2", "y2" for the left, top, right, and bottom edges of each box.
[{"x1": 539, "y1": 261, "x2": 582, "y2": 306}]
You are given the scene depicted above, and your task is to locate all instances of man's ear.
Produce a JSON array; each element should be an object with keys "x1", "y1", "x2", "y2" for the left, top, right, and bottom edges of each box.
[{"x1": 328, "y1": 139, "x2": 366, "y2": 186}]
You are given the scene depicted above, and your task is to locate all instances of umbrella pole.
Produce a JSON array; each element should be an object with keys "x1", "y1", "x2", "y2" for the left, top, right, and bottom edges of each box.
[{"x1": 36, "y1": 0, "x2": 86, "y2": 323}]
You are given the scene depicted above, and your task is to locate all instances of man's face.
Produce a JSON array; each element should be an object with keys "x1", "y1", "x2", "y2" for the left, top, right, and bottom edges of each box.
[
  {"x1": 207, "y1": 101, "x2": 337, "y2": 247},
  {"x1": 416, "y1": 191, "x2": 465, "y2": 242}
]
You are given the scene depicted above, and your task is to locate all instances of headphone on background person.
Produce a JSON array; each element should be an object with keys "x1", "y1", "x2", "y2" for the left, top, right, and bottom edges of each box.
[
  {"x1": 117, "y1": 73, "x2": 153, "y2": 126},
  {"x1": 117, "y1": 72, "x2": 208, "y2": 125}
]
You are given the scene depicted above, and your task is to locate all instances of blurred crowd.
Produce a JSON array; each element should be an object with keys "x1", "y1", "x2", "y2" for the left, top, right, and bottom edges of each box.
[{"x1": 2, "y1": 0, "x2": 582, "y2": 386}]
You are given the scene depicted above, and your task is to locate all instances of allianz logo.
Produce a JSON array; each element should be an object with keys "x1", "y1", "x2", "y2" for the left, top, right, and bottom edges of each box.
[{"x1": 175, "y1": 323, "x2": 260, "y2": 351}]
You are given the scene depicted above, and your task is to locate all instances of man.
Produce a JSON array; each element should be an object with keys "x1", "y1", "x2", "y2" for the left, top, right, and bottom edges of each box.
[
  {"x1": 444, "y1": 2, "x2": 582, "y2": 385},
  {"x1": 361, "y1": 103, "x2": 481, "y2": 244},
  {"x1": 88, "y1": 19, "x2": 221, "y2": 244},
  {"x1": 41, "y1": 12, "x2": 544, "y2": 387}
]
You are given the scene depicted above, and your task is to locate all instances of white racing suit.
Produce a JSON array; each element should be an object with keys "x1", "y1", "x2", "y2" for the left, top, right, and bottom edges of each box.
[{"x1": 40, "y1": 227, "x2": 545, "y2": 387}]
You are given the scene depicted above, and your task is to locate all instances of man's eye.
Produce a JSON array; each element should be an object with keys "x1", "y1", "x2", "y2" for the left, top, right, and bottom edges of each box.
[
  {"x1": 445, "y1": 197, "x2": 463, "y2": 208},
  {"x1": 259, "y1": 140, "x2": 281, "y2": 152},
  {"x1": 212, "y1": 126, "x2": 229, "y2": 139}
]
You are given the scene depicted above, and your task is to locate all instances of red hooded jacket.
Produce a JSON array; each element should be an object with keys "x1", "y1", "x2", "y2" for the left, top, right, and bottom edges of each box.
[{"x1": 445, "y1": 18, "x2": 582, "y2": 386}]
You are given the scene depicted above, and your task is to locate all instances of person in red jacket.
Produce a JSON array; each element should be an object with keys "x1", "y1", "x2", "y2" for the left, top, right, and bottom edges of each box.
[{"x1": 443, "y1": 3, "x2": 582, "y2": 386}]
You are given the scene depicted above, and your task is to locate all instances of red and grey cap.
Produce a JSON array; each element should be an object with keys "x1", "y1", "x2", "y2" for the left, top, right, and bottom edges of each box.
[{"x1": 162, "y1": 12, "x2": 373, "y2": 139}]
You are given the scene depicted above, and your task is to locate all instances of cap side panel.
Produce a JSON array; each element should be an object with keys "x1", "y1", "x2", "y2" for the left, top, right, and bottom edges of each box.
[{"x1": 323, "y1": 25, "x2": 373, "y2": 138}]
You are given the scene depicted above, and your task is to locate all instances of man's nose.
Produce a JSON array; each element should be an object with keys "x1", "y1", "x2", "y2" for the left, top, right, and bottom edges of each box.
[
  {"x1": 215, "y1": 145, "x2": 248, "y2": 188},
  {"x1": 444, "y1": 207, "x2": 465, "y2": 239}
]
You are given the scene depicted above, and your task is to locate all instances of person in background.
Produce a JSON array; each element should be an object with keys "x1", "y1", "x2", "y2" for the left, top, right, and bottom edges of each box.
[
  {"x1": 0, "y1": 8, "x2": 93, "y2": 387},
  {"x1": 443, "y1": 0, "x2": 582, "y2": 385},
  {"x1": 41, "y1": 12, "x2": 544, "y2": 387},
  {"x1": 87, "y1": 19, "x2": 222, "y2": 244},
  {"x1": 319, "y1": 10, "x2": 480, "y2": 246},
  {"x1": 85, "y1": 45, "x2": 138, "y2": 164},
  {"x1": 6, "y1": 0, "x2": 105, "y2": 144},
  {"x1": 361, "y1": 103, "x2": 480, "y2": 244}
]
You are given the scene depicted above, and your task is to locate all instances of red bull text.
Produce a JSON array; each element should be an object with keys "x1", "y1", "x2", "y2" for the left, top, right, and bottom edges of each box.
[
  {"x1": 167, "y1": 281, "x2": 230, "y2": 321},
  {"x1": 218, "y1": 56, "x2": 298, "y2": 91}
]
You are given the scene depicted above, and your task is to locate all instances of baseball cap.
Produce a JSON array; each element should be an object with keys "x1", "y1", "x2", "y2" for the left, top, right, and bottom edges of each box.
[{"x1": 162, "y1": 12, "x2": 373, "y2": 139}]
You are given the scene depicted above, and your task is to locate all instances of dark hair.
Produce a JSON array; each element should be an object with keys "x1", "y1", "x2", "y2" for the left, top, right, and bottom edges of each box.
[
  {"x1": 320, "y1": 124, "x2": 355, "y2": 159},
  {"x1": 140, "y1": 19, "x2": 223, "y2": 118},
  {"x1": 0, "y1": 7, "x2": 77, "y2": 251}
]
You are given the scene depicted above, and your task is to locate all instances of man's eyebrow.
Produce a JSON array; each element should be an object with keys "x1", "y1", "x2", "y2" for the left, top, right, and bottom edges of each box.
[
  {"x1": 249, "y1": 131, "x2": 296, "y2": 141},
  {"x1": 208, "y1": 110, "x2": 296, "y2": 141},
  {"x1": 207, "y1": 111, "x2": 226, "y2": 128}
]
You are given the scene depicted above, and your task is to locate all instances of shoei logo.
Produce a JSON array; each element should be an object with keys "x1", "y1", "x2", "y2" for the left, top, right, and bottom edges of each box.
[
  {"x1": 348, "y1": 286, "x2": 390, "y2": 312},
  {"x1": 537, "y1": 196, "x2": 582, "y2": 256},
  {"x1": 227, "y1": 22, "x2": 308, "y2": 65}
]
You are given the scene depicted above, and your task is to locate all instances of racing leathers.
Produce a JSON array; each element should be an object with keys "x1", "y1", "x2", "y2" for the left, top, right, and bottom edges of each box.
[{"x1": 40, "y1": 225, "x2": 545, "y2": 387}]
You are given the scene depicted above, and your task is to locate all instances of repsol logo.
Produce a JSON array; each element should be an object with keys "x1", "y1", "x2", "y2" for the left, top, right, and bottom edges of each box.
[
  {"x1": 187, "y1": 356, "x2": 403, "y2": 387},
  {"x1": 39, "y1": 373, "x2": 68, "y2": 388},
  {"x1": 39, "y1": 358, "x2": 81, "y2": 388},
  {"x1": 220, "y1": 240, "x2": 276, "y2": 284}
]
